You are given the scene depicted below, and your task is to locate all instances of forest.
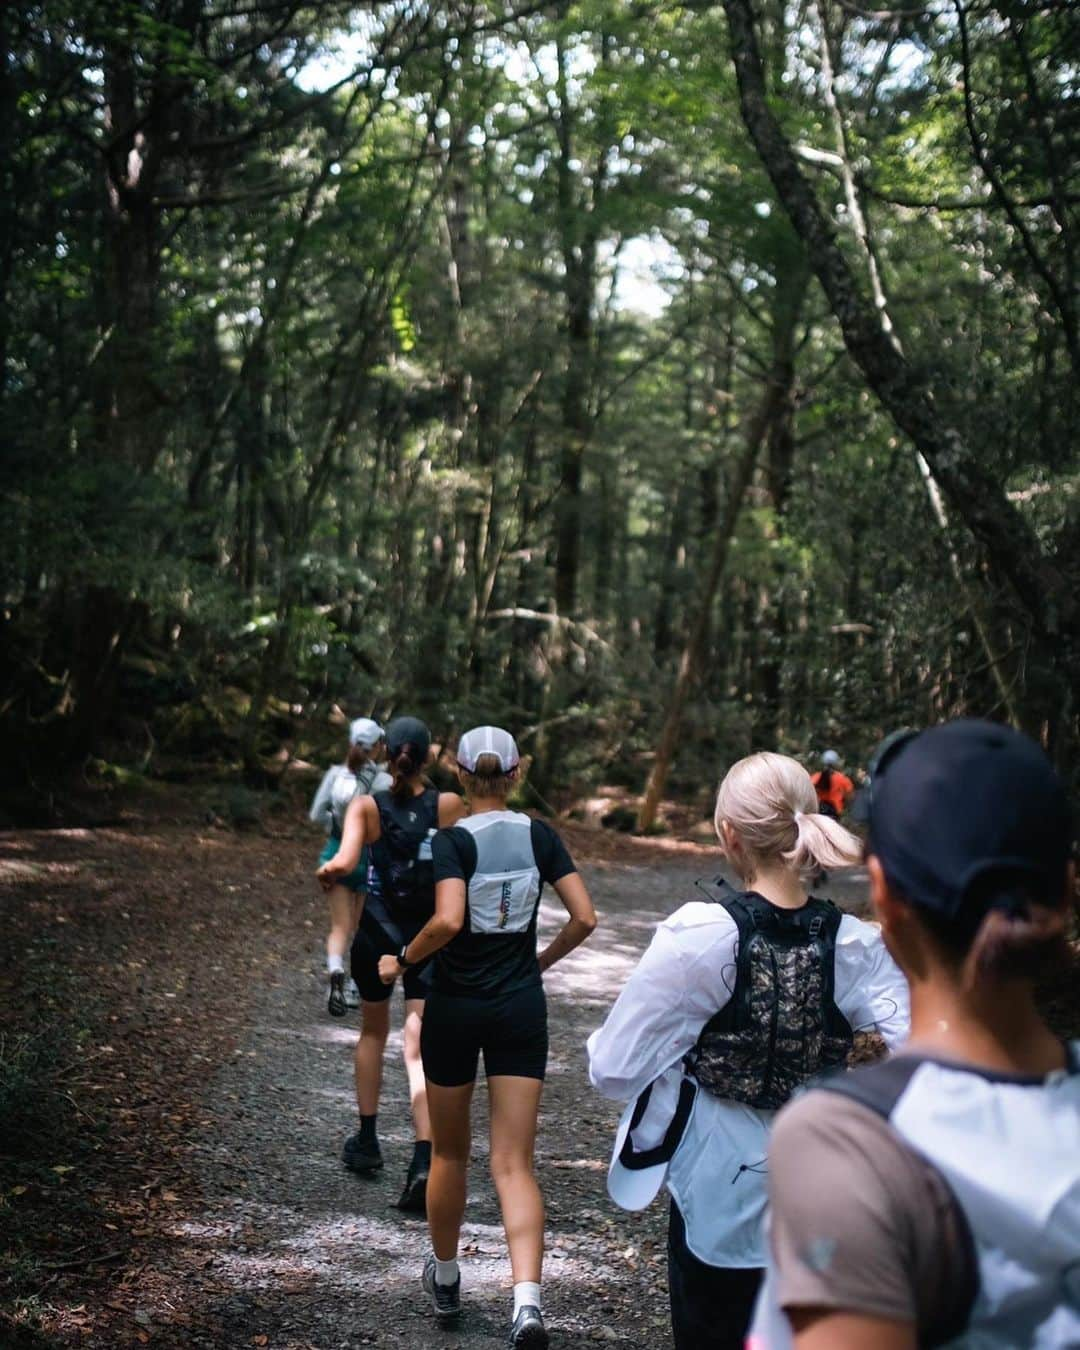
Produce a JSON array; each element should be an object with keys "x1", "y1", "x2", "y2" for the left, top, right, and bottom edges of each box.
[{"x1": 3, "y1": 0, "x2": 1079, "y2": 821}]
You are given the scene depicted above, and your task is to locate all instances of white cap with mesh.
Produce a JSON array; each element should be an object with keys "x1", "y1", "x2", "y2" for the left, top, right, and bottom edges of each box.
[
  {"x1": 456, "y1": 725, "x2": 520, "y2": 773},
  {"x1": 349, "y1": 717, "x2": 385, "y2": 748}
]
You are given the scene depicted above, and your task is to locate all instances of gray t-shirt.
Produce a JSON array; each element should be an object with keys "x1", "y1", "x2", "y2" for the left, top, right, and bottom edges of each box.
[{"x1": 766, "y1": 1090, "x2": 976, "y2": 1341}]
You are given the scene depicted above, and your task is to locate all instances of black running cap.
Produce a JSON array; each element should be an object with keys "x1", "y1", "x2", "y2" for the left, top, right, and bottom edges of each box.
[
  {"x1": 867, "y1": 719, "x2": 1072, "y2": 920},
  {"x1": 385, "y1": 716, "x2": 431, "y2": 760}
]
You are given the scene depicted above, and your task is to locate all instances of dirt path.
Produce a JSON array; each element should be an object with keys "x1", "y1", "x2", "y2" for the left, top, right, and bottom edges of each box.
[{"x1": 1, "y1": 811, "x2": 872, "y2": 1349}]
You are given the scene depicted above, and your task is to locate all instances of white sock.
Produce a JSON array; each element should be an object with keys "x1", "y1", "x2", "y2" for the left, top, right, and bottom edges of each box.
[
  {"x1": 327, "y1": 954, "x2": 345, "y2": 975},
  {"x1": 434, "y1": 1254, "x2": 459, "y2": 1286},
  {"x1": 513, "y1": 1281, "x2": 541, "y2": 1317}
]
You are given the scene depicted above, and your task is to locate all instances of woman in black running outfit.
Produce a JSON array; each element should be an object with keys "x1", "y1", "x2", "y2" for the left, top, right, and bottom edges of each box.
[
  {"x1": 377, "y1": 726, "x2": 597, "y2": 1349},
  {"x1": 318, "y1": 716, "x2": 465, "y2": 1211}
]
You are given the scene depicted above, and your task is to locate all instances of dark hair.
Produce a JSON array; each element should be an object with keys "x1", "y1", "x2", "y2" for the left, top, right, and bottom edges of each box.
[
  {"x1": 346, "y1": 742, "x2": 373, "y2": 773},
  {"x1": 915, "y1": 870, "x2": 1070, "y2": 983},
  {"x1": 460, "y1": 751, "x2": 518, "y2": 801},
  {"x1": 819, "y1": 766, "x2": 833, "y2": 792},
  {"x1": 389, "y1": 742, "x2": 426, "y2": 800}
]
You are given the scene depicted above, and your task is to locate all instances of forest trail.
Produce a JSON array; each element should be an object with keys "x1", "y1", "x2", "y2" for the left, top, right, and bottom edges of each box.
[{"x1": 1, "y1": 811, "x2": 871, "y2": 1350}]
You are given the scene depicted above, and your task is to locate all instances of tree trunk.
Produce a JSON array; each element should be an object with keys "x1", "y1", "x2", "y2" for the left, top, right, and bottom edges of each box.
[
  {"x1": 721, "y1": 0, "x2": 1078, "y2": 724},
  {"x1": 637, "y1": 373, "x2": 790, "y2": 833}
]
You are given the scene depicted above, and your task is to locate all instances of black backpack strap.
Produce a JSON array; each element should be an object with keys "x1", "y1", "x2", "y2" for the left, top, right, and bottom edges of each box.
[
  {"x1": 617, "y1": 1077, "x2": 697, "y2": 1171},
  {"x1": 816, "y1": 1054, "x2": 924, "y2": 1118}
]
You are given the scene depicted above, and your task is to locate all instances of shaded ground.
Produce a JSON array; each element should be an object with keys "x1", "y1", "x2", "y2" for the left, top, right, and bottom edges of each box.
[{"x1": 3, "y1": 796, "x2": 1069, "y2": 1349}]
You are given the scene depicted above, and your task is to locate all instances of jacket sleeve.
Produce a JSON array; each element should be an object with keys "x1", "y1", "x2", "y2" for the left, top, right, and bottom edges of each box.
[
  {"x1": 834, "y1": 916, "x2": 911, "y2": 1050},
  {"x1": 309, "y1": 767, "x2": 340, "y2": 829},
  {"x1": 586, "y1": 904, "x2": 737, "y2": 1102}
]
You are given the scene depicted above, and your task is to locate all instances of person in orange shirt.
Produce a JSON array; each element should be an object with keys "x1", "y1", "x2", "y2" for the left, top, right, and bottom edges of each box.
[{"x1": 810, "y1": 750, "x2": 854, "y2": 820}]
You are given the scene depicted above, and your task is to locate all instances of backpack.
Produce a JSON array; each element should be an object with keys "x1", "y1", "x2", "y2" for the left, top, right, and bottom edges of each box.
[
  {"x1": 684, "y1": 882, "x2": 854, "y2": 1111},
  {"x1": 369, "y1": 787, "x2": 439, "y2": 922}
]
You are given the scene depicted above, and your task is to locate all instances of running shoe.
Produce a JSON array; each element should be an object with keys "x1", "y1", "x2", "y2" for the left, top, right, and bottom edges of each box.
[
  {"x1": 422, "y1": 1253, "x2": 461, "y2": 1321},
  {"x1": 342, "y1": 1131, "x2": 383, "y2": 1173},
  {"x1": 508, "y1": 1305, "x2": 548, "y2": 1348},
  {"x1": 327, "y1": 970, "x2": 347, "y2": 1017},
  {"x1": 396, "y1": 1155, "x2": 429, "y2": 1213},
  {"x1": 344, "y1": 976, "x2": 361, "y2": 1008}
]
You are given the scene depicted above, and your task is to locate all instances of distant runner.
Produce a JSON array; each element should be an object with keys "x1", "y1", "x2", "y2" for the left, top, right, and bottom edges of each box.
[
  {"x1": 318, "y1": 716, "x2": 466, "y2": 1211},
  {"x1": 809, "y1": 749, "x2": 853, "y2": 820},
  {"x1": 309, "y1": 717, "x2": 391, "y2": 1016}
]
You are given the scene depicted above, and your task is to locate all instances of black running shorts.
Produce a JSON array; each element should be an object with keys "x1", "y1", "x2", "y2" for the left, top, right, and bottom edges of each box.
[
  {"x1": 350, "y1": 910, "x2": 430, "y2": 1004},
  {"x1": 420, "y1": 983, "x2": 548, "y2": 1087}
]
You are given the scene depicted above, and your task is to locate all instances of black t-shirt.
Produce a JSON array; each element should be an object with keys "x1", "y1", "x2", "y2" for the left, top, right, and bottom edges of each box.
[{"x1": 431, "y1": 816, "x2": 576, "y2": 997}]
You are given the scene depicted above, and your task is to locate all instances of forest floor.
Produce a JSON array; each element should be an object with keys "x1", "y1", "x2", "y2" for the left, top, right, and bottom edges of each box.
[{"x1": 1, "y1": 790, "x2": 1076, "y2": 1350}]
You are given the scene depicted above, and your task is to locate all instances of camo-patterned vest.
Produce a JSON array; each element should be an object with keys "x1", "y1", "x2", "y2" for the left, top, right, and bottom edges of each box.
[{"x1": 684, "y1": 889, "x2": 853, "y2": 1111}]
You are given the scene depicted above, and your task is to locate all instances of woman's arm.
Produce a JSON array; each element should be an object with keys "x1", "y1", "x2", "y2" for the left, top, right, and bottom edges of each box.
[
  {"x1": 789, "y1": 1310, "x2": 915, "y2": 1350},
  {"x1": 537, "y1": 872, "x2": 597, "y2": 973},
  {"x1": 378, "y1": 877, "x2": 466, "y2": 983},
  {"x1": 835, "y1": 917, "x2": 911, "y2": 1050},
  {"x1": 309, "y1": 767, "x2": 339, "y2": 828},
  {"x1": 316, "y1": 795, "x2": 379, "y2": 889},
  {"x1": 586, "y1": 908, "x2": 737, "y2": 1101},
  {"x1": 437, "y1": 791, "x2": 467, "y2": 827}
]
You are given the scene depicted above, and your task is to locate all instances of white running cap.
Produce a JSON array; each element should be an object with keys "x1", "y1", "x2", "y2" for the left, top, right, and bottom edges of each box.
[
  {"x1": 349, "y1": 717, "x2": 385, "y2": 748},
  {"x1": 607, "y1": 1067, "x2": 696, "y2": 1212},
  {"x1": 456, "y1": 725, "x2": 520, "y2": 774}
]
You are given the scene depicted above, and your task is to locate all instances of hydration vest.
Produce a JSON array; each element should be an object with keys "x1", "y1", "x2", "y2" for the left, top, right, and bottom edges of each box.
[
  {"x1": 369, "y1": 786, "x2": 439, "y2": 922},
  {"x1": 820, "y1": 1050, "x2": 1080, "y2": 1347},
  {"x1": 457, "y1": 811, "x2": 541, "y2": 934},
  {"x1": 684, "y1": 884, "x2": 853, "y2": 1111}
]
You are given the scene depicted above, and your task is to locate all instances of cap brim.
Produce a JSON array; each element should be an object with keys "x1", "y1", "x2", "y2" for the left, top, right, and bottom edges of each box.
[{"x1": 606, "y1": 1070, "x2": 695, "y2": 1212}]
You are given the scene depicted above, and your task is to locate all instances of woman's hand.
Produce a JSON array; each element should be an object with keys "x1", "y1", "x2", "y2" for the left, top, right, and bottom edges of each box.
[
  {"x1": 377, "y1": 954, "x2": 401, "y2": 985},
  {"x1": 316, "y1": 858, "x2": 344, "y2": 891}
]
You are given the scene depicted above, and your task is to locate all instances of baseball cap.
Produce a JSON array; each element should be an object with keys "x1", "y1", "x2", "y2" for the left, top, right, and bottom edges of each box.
[
  {"x1": 607, "y1": 1068, "x2": 696, "y2": 1211},
  {"x1": 456, "y1": 725, "x2": 520, "y2": 774},
  {"x1": 822, "y1": 749, "x2": 840, "y2": 767},
  {"x1": 385, "y1": 716, "x2": 431, "y2": 759},
  {"x1": 348, "y1": 717, "x2": 384, "y2": 749},
  {"x1": 866, "y1": 719, "x2": 1072, "y2": 921}
]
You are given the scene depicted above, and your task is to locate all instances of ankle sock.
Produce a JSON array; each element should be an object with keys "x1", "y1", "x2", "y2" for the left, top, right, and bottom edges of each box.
[
  {"x1": 513, "y1": 1281, "x2": 541, "y2": 1317},
  {"x1": 358, "y1": 1114, "x2": 377, "y2": 1144},
  {"x1": 434, "y1": 1254, "x2": 459, "y2": 1286},
  {"x1": 328, "y1": 954, "x2": 345, "y2": 975},
  {"x1": 412, "y1": 1139, "x2": 432, "y2": 1167}
]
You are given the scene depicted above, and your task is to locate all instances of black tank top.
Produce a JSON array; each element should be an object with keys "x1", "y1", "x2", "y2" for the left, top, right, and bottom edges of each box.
[{"x1": 369, "y1": 786, "x2": 439, "y2": 923}]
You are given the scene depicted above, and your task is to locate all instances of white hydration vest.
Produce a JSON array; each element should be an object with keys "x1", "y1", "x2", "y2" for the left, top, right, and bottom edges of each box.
[
  {"x1": 457, "y1": 811, "x2": 541, "y2": 934},
  {"x1": 751, "y1": 1047, "x2": 1080, "y2": 1348}
]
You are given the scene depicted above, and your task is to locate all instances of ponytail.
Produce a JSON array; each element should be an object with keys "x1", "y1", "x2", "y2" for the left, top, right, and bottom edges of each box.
[
  {"x1": 389, "y1": 742, "x2": 424, "y2": 800},
  {"x1": 784, "y1": 809, "x2": 862, "y2": 874}
]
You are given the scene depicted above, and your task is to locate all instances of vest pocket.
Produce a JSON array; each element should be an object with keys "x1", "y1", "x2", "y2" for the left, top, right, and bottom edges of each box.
[{"x1": 468, "y1": 868, "x2": 541, "y2": 933}]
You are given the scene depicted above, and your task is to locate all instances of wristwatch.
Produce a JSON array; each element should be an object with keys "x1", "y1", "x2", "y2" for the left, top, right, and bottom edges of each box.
[{"x1": 397, "y1": 944, "x2": 414, "y2": 969}]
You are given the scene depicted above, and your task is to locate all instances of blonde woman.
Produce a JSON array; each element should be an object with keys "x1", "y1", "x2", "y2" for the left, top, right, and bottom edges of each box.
[
  {"x1": 376, "y1": 726, "x2": 597, "y2": 1349},
  {"x1": 587, "y1": 752, "x2": 909, "y2": 1350}
]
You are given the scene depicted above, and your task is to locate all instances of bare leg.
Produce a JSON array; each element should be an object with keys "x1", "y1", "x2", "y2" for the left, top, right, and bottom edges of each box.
[
  {"x1": 354, "y1": 998, "x2": 390, "y2": 1116},
  {"x1": 488, "y1": 1076, "x2": 544, "y2": 1284},
  {"x1": 326, "y1": 884, "x2": 362, "y2": 967},
  {"x1": 426, "y1": 1080, "x2": 474, "y2": 1260},
  {"x1": 403, "y1": 997, "x2": 431, "y2": 1141}
]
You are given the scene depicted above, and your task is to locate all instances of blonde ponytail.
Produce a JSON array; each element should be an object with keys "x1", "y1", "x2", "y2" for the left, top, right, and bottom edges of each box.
[{"x1": 715, "y1": 751, "x2": 861, "y2": 879}]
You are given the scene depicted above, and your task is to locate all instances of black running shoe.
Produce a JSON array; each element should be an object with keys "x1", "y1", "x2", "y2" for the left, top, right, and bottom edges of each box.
[
  {"x1": 397, "y1": 1156, "x2": 429, "y2": 1213},
  {"x1": 422, "y1": 1253, "x2": 461, "y2": 1320},
  {"x1": 327, "y1": 971, "x2": 347, "y2": 1017},
  {"x1": 342, "y1": 1131, "x2": 383, "y2": 1174},
  {"x1": 508, "y1": 1305, "x2": 548, "y2": 1348}
]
